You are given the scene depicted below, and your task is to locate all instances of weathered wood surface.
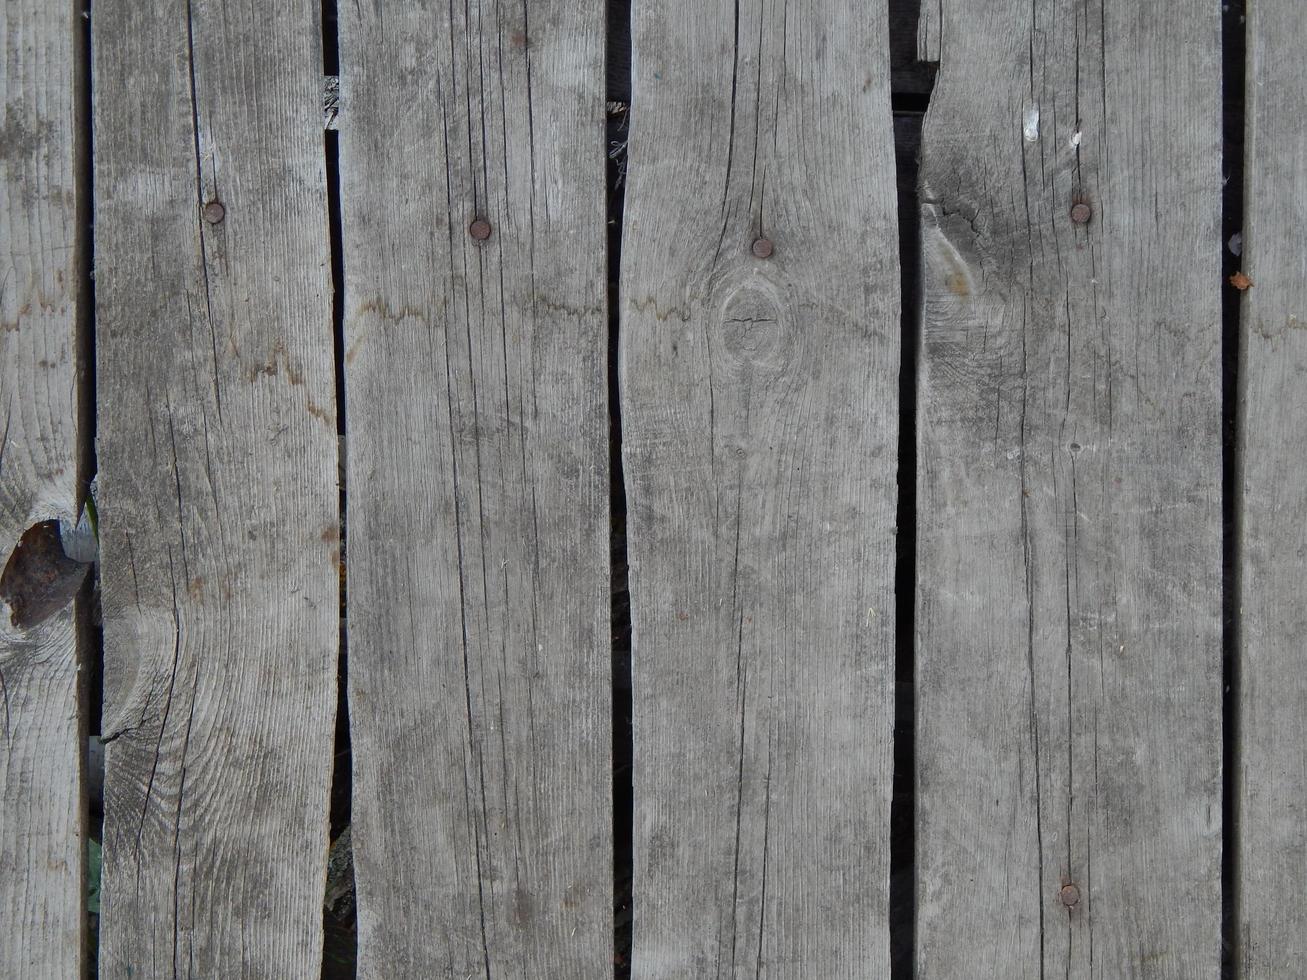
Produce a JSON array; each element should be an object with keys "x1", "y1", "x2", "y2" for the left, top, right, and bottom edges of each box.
[
  {"x1": 620, "y1": 0, "x2": 901, "y2": 974},
  {"x1": 606, "y1": 0, "x2": 933, "y2": 103},
  {"x1": 915, "y1": 2, "x2": 1222, "y2": 977},
  {"x1": 0, "y1": 3, "x2": 87, "y2": 976},
  {"x1": 1236, "y1": 1, "x2": 1307, "y2": 973},
  {"x1": 92, "y1": 0, "x2": 337, "y2": 974},
  {"x1": 339, "y1": 1, "x2": 611, "y2": 976}
]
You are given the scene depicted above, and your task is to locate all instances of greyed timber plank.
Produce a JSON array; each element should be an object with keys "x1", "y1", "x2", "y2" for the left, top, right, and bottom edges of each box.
[
  {"x1": 338, "y1": 1, "x2": 612, "y2": 976},
  {"x1": 619, "y1": 1, "x2": 902, "y2": 975},
  {"x1": 1236, "y1": 0, "x2": 1307, "y2": 973},
  {"x1": 92, "y1": 0, "x2": 337, "y2": 974},
  {"x1": 915, "y1": 2, "x2": 1223, "y2": 976},
  {"x1": 0, "y1": 3, "x2": 87, "y2": 976}
]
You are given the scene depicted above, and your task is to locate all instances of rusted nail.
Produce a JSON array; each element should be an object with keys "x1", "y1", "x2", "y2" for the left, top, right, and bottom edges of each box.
[
  {"x1": 751, "y1": 237, "x2": 774, "y2": 259},
  {"x1": 202, "y1": 200, "x2": 226, "y2": 224},
  {"x1": 1070, "y1": 202, "x2": 1092, "y2": 225},
  {"x1": 1060, "y1": 883, "x2": 1081, "y2": 908},
  {"x1": 469, "y1": 219, "x2": 492, "y2": 241}
]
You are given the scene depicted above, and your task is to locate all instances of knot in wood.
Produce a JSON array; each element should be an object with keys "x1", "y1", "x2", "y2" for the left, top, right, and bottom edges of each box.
[{"x1": 719, "y1": 287, "x2": 782, "y2": 361}]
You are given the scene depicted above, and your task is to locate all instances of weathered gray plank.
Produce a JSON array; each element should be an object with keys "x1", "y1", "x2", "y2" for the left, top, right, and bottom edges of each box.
[
  {"x1": 0, "y1": 2, "x2": 87, "y2": 975},
  {"x1": 620, "y1": 1, "x2": 900, "y2": 974},
  {"x1": 338, "y1": 1, "x2": 611, "y2": 976},
  {"x1": 606, "y1": 0, "x2": 934, "y2": 103},
  {"x1": 1236, "y1": 1, "x2": 1307, "y2": 973},
  {"x1": 915, "y1": 2, "x2": 1222, "y2": 976},
  {"x1": 92, "y1": 0, "x2": 337, "y2": 974}
]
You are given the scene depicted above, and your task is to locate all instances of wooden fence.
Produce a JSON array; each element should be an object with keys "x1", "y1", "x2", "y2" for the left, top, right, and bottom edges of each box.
[{"x1": 0, "y1": 0, "x2": 1298, "y2": 976}]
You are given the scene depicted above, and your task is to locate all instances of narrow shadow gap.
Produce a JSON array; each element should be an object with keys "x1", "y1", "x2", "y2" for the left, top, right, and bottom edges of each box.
[
  {"x1": 888, "y1": 4, "x2": 933, "y2": 976},
  {"x1": 320, "y1": 1, "x2": 355, "y2": 977},
  {"x1": 1220, "y1": 2, "x2": 1246, "y2": 976},
  {"x1": 607, "y1": 0, "x2": 633, "y2": 975},
  {"x1": 78, "y1": 0, "x2": 100, "y2": 748},
  {"x1": 889, "y1": 107, "x2": 925, "y2": 980},
  {"x1": 78, "y1": 2, "x2": 102, "y2": 976},
  {"x1": 890, "y1": 92, "x2": 932, "y2": 115}
]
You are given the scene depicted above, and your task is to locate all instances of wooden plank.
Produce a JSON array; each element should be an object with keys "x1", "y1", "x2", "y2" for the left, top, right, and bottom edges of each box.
[
  {"x1": 914, "y1": 2, "x2": 1222, "y2": 976},
  {"x1": 0, "y1": 2, "x2": 87, "y2": 976},
  {"x1": 1236, "y1": 1, "x2": 1307, "y2": 973},
  {"x1": 92, "y1": 0, "x2": 337, "y2": 974},
  {"x1": 620, "y1": 0, "x2": 901, "y2": 973},
  {"x1": 604, "y1": 0, "x2": 936, "y2": 102},
  {"x1": 338, "y1": 2, "x2": 611, "y2": 976}
]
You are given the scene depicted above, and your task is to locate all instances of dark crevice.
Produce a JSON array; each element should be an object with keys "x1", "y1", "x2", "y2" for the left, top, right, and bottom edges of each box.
[
  {"x1": 607, "y1": 0, "x2": 633, "y2": 975},
  {"x1": 891, "y1": 91, "x2": 932, "y2": 114},
  {"x1": 889, "y1": 108, "x2": 924, "y2": 979},
  {"x1": 889, "y1": 1, "x2": 931, "y2": 972},
  {"x1": 78, "y1": 0, "x2": 101, "y2": 737},
  {"x1": 320, "y1": 1, "x2": 355, "y2": 977},
  {"x1": 1220, "y1": 1, "x2": 1246, "y2": 977},
  {"x1": 77, "y1": 0, "x2": 99, "y2": 970}
]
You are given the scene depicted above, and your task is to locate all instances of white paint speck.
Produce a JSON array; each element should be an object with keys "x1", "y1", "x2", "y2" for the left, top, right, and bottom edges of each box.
[
  {"x1": 1023, "y1": 104, "x2": 1040, "y2": 142},
  {"x1": 1070, "y1": 130, "x2": 1082, "y2": 148}
]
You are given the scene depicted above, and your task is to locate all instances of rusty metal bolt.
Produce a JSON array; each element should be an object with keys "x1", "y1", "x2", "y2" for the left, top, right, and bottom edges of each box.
[
  {"x1": 1060, "y1": 883, "x2": 1081, "y2": 908},
  {"x1": 751, "y1": 237, "x2": 774, "y2": 259},
  {"x1": 202, "y1": 200, "x2": 226, "y2": 224},
  {"x1": 1070, "y1": 202, "x2": 1092, "y2": 225},
  {"x1": 469, "y1": 219, "x2": 492, "y2": 241}
]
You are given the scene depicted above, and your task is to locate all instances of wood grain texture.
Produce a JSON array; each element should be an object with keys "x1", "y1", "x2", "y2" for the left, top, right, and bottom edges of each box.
[
  {"x1": 338, "y1": 1, "x2": 611, "y2": 976},
  {"x1": 0, "y1": 2, "x2": 86, "y2": 976},
  {"x1": 916, "y1": 0, "x2": 942, "y2": 64},
  {"x1": 92, "y1": 0, "x2": 337, "y2": 974},
  {"x1": 619, "y1": 1, "x2": 900, "y2": 975},
  {"x1": 915, "y1": 1, "x2": 1222, "y2": 976},
  {"x1": 606, "y1": 0, "x2": 934, "y2": 103},
  {"x1": 1236, "y1": 1, "x2": 1307, "y2": 973}
]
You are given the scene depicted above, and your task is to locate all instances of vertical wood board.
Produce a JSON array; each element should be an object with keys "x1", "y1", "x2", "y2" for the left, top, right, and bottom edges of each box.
[
  {"x1": 0, "y1": 3, "x2": 87, "y2": 976},
  {"x1": 93, "y1": 0, "x2": 338, "y2": 974},
  {"x1": 914, "y1": 1, "x2": 1223, "y2": 976},
  {"x1": 620, "y1": 1, "x2": 902, "y2": 975},
  {"x1": 1236, "y1": 0, "x2": 1307, "y2": 973},
  {"x1": 339, "y1": 1, "x2": 612, "y2": 976}
]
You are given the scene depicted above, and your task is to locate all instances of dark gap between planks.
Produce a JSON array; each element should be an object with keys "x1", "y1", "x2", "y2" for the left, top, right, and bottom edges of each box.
[
  {"x1": 888, "y1": 1, "x2": 933, "y2": 976},
  {"x1": 1220, "y1": 1, "x2": 1247, "y2": 976},
  {"x1": 320, "y1": 0, "x2": 356, "y2": 976},
  {"x1": 79, "y1": 0, "x2": 102, "y2": 975},
  {"x1": 889, "y1": 108, "x2": 924, "y2": 979},
  {"x1": 607, "y1": 0, "x2": 634, "y2": 975}
]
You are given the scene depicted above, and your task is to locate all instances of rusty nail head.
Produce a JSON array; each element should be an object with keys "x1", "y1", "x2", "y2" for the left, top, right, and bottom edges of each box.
[
  {"x1": 469, "y1": 219, "x2": 492, "y2": 241},
  {"x1": 1060, "y1": 883, "x2": 1081, "y2": 908},
  {"x1": 202, "y1": 200, "x2": 226, "y2": 224},
  {"x1": 751, "y1": 237, "x2": 774, "y2": 259},
  {"x1": 1070, "y1": 202, "x2": 1092, "y2": 225}
]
